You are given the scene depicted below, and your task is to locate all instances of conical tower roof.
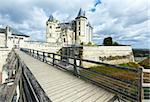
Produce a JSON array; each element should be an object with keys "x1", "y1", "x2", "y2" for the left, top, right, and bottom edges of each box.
[
  {"x1": 77, "y1": 8, "x2": 86, "y2": 17},
  {"x1": 48, "y1": 14, "x2": 54, "y2": 21},
  {"x1": 87, "y1": 22, "x2": 93, "y2": 28}
]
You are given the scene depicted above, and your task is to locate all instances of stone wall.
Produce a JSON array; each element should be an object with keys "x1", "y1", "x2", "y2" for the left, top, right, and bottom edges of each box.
[
  {"x1": 0, "y1": 48, "x2": 11, "y2": 83},
  {"x1": 0, "y1": 33, "x2": 6, "y2": 48},
  {"x1": 82, "y1": 46, "x2": 134, "y2": 67},
  {"x1": 22, "y1": 41, "x2": 62, "y2": 53}
]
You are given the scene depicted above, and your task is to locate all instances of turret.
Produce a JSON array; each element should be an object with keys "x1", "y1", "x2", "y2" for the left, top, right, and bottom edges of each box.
[
  {"x1": 46, "y1": 15, "x2": 60, "y2": 43},
  {"x1": 75, "y1": 8, "x2": 88, "y2": 44}
]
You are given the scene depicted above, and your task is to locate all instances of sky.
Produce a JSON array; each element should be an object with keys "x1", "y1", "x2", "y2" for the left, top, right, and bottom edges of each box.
[{"x1": 0, "y1": 0, "x2": 149, "y2": 48}]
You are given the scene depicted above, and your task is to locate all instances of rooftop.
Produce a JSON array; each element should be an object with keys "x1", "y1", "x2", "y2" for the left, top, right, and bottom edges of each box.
[
  {"x1": 0, "y1": 28, "x2": 5, "y2": 33},
  {"x1": 9, "y1": 27, "x2": 30, "y2": 37},
  {"x1": 48, "y1": 15, "x2": 54, "y2": 21}
]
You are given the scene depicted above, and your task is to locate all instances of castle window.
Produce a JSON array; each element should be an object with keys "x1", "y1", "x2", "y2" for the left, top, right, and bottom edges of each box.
[
  {"x1": 50, "y1": 26, "x2": 52, "y2": 28},
  {"x1": 79, "y1": 27, "x2": 80, "y2": 30},
  {"x1": 56, "y1": 27, "x2": 60, "y2": 29},
  {"x1": 79, "y1": 32, "x2": 80, "y2": 36},
  {"x1": 64, "y1": 38, "x2": 66, "y2": 42},
  {"x1": 79, "y1": 22, "x2": 80, "y2": 25}
]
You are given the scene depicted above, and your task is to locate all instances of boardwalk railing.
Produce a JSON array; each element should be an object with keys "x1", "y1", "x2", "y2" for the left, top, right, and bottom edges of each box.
[
  {"x1": 0, "y1": 49, "x2": 51, "y2": 102},
  {"x1": 21, "y1": 48, "x2": 143, "y2": 102}
]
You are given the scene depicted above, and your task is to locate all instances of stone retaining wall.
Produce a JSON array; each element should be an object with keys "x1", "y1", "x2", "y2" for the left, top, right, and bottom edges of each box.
[{"x1": 82, "y1": 46, "x2": 134, "y2": 67}]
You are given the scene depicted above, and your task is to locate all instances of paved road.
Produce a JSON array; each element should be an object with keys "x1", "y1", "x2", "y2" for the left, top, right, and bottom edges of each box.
[{"x1": 16, "y1": 50, "x2": 117, "y2": 102}]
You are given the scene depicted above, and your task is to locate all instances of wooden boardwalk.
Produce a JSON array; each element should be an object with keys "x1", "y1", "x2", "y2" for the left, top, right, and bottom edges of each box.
[{"x1": 16, "y1": 50, "x2": 116, "y2": 102}]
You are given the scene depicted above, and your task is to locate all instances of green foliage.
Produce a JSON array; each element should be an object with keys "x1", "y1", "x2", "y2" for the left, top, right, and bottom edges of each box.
[
  {"x1": 80, "y1": 42, "x2": 98, "y2": 46},
  {"x1": 113, "y1": 42, "x2": 119, "y2": 46},
  {"x1": 139, "y1": 58, "x2": 150, "y2": 69},
  {"x1": 103, "y1": 37, "x2": 120, "y2": 46},
  {"x1": 89, "y1": 65, "x2": 138, "y2": 82},
  {"x1": 133, "y1": 49, "x2": 150, "y2": 57},
  {"x1": 103, "y1": 37, "x2": 113, "y2": 46},
  {"x1": 87, "y1": 62, "x2": 141, "y2": 82},
  {"x1": 80, "y1": 42, "x2": 84, "y2": 45},
  {"x1": 87, "y1": 42, "x2": 92, "y2": 46},
  {"x1": 119, "y1": 62, "x2": 140, "y2": 68}
]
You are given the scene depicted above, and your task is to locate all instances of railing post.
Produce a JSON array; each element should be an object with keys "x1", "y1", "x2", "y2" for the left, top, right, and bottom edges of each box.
[
  {"x1": 43, "y1": 52, "x2": 45, "y2": 62},
  {"x1": 16, "y1": 56, "x2": 20, "y2": 71},
  {"x1": 29, "y1": 49, "x2": 31, "y2": 55},
  {"x1": 138, "y1": 67, "x2": 143, "y2": 102},
  {"x1": 52, "y1": 53, "x2": 55, "y2": 66},
  {"x1": 74, "y1": 58, "x2": 79, "y2": 77},
  {"x1": 37, "y1": 51, "x2": 39, "y2": 59},
  {"x1": 33, "y1": 50, "x2": 34, "y2": 57}
]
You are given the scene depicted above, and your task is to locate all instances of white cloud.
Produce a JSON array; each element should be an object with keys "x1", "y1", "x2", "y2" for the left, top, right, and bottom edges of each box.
[
  {"x1": 0, "y1": 0, "x2": 149, "y2": 48},
  {"x1": 86, "y1": 0, "x2": 149, "y2": 48}
]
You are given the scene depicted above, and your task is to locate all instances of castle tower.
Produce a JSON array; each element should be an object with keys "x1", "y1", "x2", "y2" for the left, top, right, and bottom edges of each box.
[
  {"x1": 46, "y1": 15, "x2": 60, "y2": 43},
  {"x1": 75, "y1": 8, "x2": 90, "y2": 44},
  {"x1": 86, "y1": 22, "x2": 93, "y2": 43}
]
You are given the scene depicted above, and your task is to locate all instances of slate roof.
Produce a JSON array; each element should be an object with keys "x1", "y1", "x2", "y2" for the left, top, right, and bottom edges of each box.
[
  {"x1": 0, "y1": 28, "x2": 5, "y2": 33},
  {"x1": 12, "y1": 33, "x2": 30, "y2": 37},
  {"x1": 75, "y1": 8, "x2": 87, "y2": 20},
  {"x1": 59, "y1": 22, "x2": 72, "y2": 29},
  {"x1": 9, "y1": 27, "x2": 30, "y2": 37},
  {"x1": 77, "y1": 8, "x2": 85, "y2": 17},
  {"x1": 0, "y1": 27, "x2": 29, "y2": 37},
  {"x1": 48, "y1": 15, "x2": 54, "y2": 21}
]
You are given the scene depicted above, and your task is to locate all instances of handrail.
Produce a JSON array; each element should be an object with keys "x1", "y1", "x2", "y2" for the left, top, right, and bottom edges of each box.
[
  {"x1": 0, "y1": 49, "x2": 51, "y2": 102},
  {"x1": 23, "y1": 48, "x2": 138, "y2": 72},
  {"x1": 21, "y1": 48, "x2": 143, "y2": 102}
]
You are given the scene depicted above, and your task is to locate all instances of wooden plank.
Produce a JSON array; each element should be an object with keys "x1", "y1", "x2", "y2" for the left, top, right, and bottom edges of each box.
[{"x1": 15, "y1": 50, "x2": 115, "y2": 102}]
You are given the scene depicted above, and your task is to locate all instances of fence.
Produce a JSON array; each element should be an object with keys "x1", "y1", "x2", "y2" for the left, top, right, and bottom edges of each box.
[
  {"x1": 21, "y1": 48, "x2": 143, "y2": 102},
  {"x1": 0, "y1": 49, "x2": 51, "y2": 102}
]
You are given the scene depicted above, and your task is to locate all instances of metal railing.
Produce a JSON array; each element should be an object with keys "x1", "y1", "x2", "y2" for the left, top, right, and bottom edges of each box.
[
  {"x1": 0, "y1": 49, "x2": 51, "y2": 102},
  {"x1": 21, "y1": 48, "x2": 143, "y2": 102}
]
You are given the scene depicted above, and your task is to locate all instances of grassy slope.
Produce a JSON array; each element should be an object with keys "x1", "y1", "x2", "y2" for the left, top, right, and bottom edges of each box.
[
  {"x1": 88, "y1": 62, "x2": 140, "y2": 82},
  {"x1": 79, "y1": 62, "x2": 141, "y2": 97}
]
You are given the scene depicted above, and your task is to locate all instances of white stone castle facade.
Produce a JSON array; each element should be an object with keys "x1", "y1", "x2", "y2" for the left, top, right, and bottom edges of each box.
[{"x1": 46, "y1": 8, "x2": 93, "y2": 45}]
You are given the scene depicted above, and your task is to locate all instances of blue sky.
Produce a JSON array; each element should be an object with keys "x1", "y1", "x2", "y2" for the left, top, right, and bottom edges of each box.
[{"x1": 0, "y1": 0, "x2": 149, "y2": 48}]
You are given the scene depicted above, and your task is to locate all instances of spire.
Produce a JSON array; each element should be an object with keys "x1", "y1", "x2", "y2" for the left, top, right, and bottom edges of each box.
[
  {"x1": 77, "y1": 8, "x2": 85, "y2": 17},
  {"x1": 87, "y1": 22, "x2": 91, "y2": 26},
  {"x1": 87, "y1": 22, "x2": 93, "y2": 28},
  {"x1": 48, "y1": 14, "x2": 54, "y2": 21}
]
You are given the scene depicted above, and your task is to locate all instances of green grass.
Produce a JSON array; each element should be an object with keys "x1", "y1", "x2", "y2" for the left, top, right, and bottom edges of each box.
[
  {"x1": 89, "y1": 65, "x2": 138, "y2": 82},
  {"x1": 79, "y1": 62, "x2": 140, "y2": 99},
  {"x1": 119, "y1": 62, "x2": 141, "y2": 68},
  {"x1": 80, "y1": 62, "x2": 140, "y2": 83}
]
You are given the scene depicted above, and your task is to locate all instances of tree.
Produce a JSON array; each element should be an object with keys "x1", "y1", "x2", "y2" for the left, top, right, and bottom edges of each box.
[
  {"x1": 113, "y1": 42, "x2": 119, "y2": 46},
  {"x1": 103, "y1": 37, "x2": 113, "y2": 46},
  {"x1": 80, "y1": 42, "x2": 84, "y2": 45},
  {"x1": 87, "y1": 42, "x2": 92, "y2": 46},
  {"x1": 103, "y1": 37, "x2": 121, "y2": 46}
]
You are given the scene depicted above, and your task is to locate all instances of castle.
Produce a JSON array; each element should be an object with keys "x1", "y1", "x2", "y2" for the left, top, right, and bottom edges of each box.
[
  {"x1": 0, "y1": 8, "x2": 135, "y2": 68},
  {"x1": 46, "y1": 8, "x2": 93, "y2": 46}
]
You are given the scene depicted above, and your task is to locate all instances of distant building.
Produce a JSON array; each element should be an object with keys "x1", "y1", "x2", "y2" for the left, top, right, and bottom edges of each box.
[
  {"x1": 0, "y1": 26, "x2": 30, "y2": 48},
  {"x1": 0, "y1": 26, "x2": 30, "y2": 83},
  {"x1": 46, "y1": 8, "x2": 93, "y2": 46},
  {"x1": 0, "y1": 28, "x2": 7, "y2": 48}
]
